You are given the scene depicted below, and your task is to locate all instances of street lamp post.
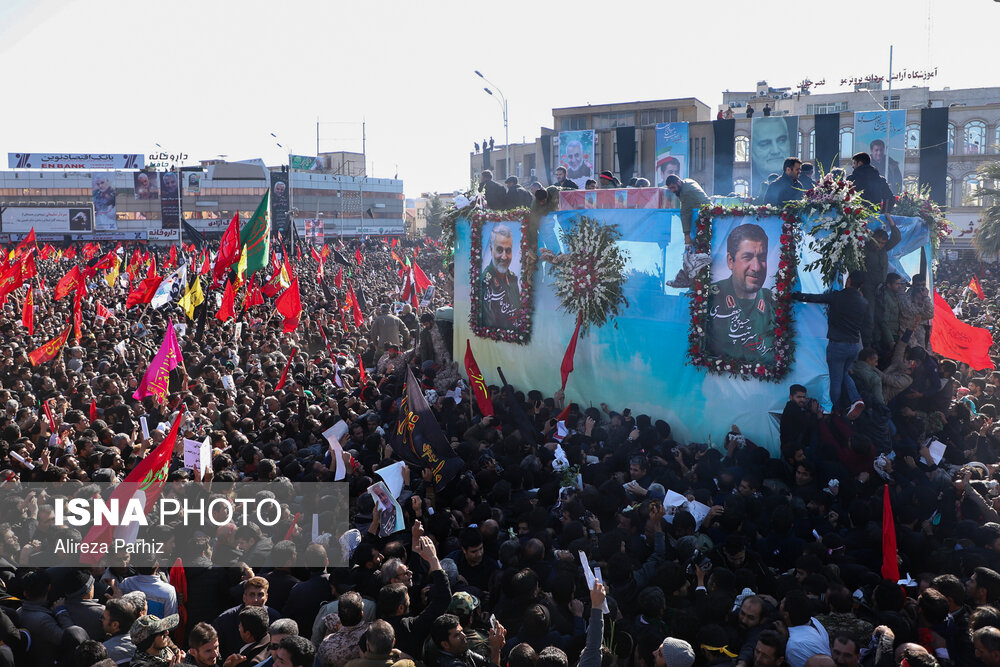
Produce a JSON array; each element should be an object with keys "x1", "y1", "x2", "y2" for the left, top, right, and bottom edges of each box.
[{"x1": 475, "y1": 70, "x2": 509, "y2": 181}]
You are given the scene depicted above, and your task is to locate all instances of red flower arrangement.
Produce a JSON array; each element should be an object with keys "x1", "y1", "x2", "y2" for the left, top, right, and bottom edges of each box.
[{"x1": 687, "y1": 204, "x2": 799, "y2": 382}]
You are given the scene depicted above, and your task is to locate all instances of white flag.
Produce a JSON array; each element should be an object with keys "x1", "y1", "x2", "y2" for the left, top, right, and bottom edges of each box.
[{"x1": 152, "y1": 266, "x2": 187, "y2": 308}]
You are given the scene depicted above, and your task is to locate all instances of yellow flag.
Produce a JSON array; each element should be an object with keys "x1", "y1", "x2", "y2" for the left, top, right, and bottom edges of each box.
[
  {"x1": 179, "y1": 277, "x2": 204, "y2": 320},
  {"x1": 105, "y1": 256, "x2": 121, "y2": 288},
  {"x1": 234, "y1": 245, "x2": 248, "y2": 290}
]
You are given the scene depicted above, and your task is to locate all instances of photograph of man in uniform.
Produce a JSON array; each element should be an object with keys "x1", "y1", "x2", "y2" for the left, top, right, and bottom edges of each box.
[
  {"x1": 479, "y1": 223, "x2": 521, "y2": 330},
  {"x1": 751, "y1": 116, "x2": 796, "y2": 196},
  {"x1": 707, "y1": 223, "x2": 776, "y2": 365},
  {"x1": 133, "y1": 172, "x2": 159, "y2": 200},
  {"x1": 564, "y1": 140, "x2": 592, "y2": 180},
  {"x1": 869, "y1": 139, "x2": 902, "y2": 194},
  {"x1": 160, "y1": 172, "x2": 179, "y2": 198},
  {"x1": 656, "y1": 155, "x2": 681, "y2": 187}
]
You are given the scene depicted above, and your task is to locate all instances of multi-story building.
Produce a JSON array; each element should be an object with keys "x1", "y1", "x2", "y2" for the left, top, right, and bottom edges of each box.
[
  {"x1": 469, "y1": 83, "x2": 999, "y2": 249},
  {"x1": 0, "y1": 158, "x2": 403, "y2": 243}
]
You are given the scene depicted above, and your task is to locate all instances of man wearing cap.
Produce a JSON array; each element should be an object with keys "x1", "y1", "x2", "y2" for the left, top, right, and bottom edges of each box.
[
  {"x1": 707, "y1": 223, "x2": 777, "y2": 366},
  {"x1": 655, "y1": 637, "x2": 695, "y2": 667},
  {"x1": 505, "y1": 177, "x2": 532, "y2": 208},
  {"x1": 63, "y1": 569, "x2": 107, "y2": 641},
  {"x1": 447, "y1": 592, "x2": 490, "y2": 658},
  {"x1": 128, "y1": 613, "x2": 181, "y2": 666},
  {"x1": 598, "y1": 171, "x2": 620, "y2": 189},
  {"x1": 480, "y1": 224, "x2": 520, "y2": 330},
  {"x1": 665, "y1": 174, "x2": 710, "y2": 246},
  {"x1": 656, "y1": 156, "x2": 681, "y2": 187}
]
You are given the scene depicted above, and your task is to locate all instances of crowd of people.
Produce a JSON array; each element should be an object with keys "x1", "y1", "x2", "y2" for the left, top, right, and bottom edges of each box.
[{"x1": 0, "y1": 209, "x2": 999, "y2": 667}]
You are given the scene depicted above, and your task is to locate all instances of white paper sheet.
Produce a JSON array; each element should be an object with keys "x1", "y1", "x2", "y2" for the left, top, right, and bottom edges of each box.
[
  {"x1": 376, "y1": 461, "x2": 406, "y2": 499},
  {"x1": 323, "y1": 422, "x2": 349, "y2": 481},
  {"x1": 684, "y1": 500, "x2": 712, "y2": 529},
  {"x1": 578, "y1": 551, "x2": 610, "y2": 613},
  {"x1": 927, "y1": 440, "x2": 946, "y2": 465}
]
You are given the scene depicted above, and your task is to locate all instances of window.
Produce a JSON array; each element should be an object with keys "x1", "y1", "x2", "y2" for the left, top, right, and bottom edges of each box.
[
  {"x1": 839, "y1": 127, "x2": 854, "y2": 159},
  {"x1": 905, "y1": 123, "x2": 920, "y2": 151},
  {"x1": 561, "y1": 115, "x2": 587, "y2": 131},
  {"x1": 945, "y1": 175, "x2": 953, "y2": 206},
  {"x1": 734, "y1": 178, "x2": 750, "y2": 198},
  {"x1": 963, "y1": 174, "x2": 984, "y2": 206},
  {"x1": 639, "y1": 109, "x2": 678, "y2": 125},
  {"x1": 965, "y1": 121, "x2": 986, "y2": 156},
  {"x1": 809, "y1": 129, "x2": 815, "y2": 160},
  {"x1": 734, "y1": 135, "x2": 750, "y2": 162},
  {"x1": 947, "y1": 123, "x2": 956, "y2": 155},
  {"x1": 806, "y1": 102, "x2": 849, "y2": 115},
  {"x1": 995, "y1": 126, "x2": 1000, "y2": 154},
  {"x1": 881, "y1": 95, "x2": 901, "y2": 110},
  {"x1": 593, "y1": 112, "x2": 634, "y2": 129},
  {"x1": 902, "y1": 176, "x2": 919, "y2": 195},
  {"x1": 798, "y1": 131, "x2": 803, "y2": 158}
]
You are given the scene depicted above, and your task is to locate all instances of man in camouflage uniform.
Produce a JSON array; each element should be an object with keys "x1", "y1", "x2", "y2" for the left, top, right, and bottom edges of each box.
[
  {"x1": 708, "y1": 223, "x2": 776, "y2": 365},
  {"x1": 480, "y1": 224, "x2": 521, "y2": 329}
]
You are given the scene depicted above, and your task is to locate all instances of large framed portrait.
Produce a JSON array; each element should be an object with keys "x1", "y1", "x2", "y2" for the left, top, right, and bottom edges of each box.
[
  {"x1": 689, "y1": 205, "x2": 797, "y2": 380},
  {"x1": 469, "y1": 211, "x2": 534, "y2": 344}
]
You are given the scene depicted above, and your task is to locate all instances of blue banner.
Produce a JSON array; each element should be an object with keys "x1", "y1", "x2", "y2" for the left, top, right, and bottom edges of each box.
[{"x1": 654, "y1": 122, "x2": 689, "y2": 186}]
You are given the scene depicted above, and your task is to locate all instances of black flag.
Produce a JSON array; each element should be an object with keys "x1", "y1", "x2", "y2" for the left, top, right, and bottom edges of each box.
[{"x1": 391, "y1": 366, "x2": 464, "y2": 491}]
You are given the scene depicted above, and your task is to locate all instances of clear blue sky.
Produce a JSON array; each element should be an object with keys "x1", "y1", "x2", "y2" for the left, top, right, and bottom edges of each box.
[{"x1": 0, "y1": 0, "x2": 990, "y2": 197}]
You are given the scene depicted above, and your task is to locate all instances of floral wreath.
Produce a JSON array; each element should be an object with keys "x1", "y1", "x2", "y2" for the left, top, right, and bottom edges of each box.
[
  {"x1": 550, "y1": 215, "x2": 629, "y2": 335},
  {"x1": 469, "y1": 208, "x2": 534, "y2": 344},
  {"x1": 893, "y1": 184, "x2": 953, "y2": 254},
  {"x1": 787, "y1": 172, "x2": 875, "y2": 287},
  {"x1": 688, "y1": 204, "x2": 798, "y2": 381}
]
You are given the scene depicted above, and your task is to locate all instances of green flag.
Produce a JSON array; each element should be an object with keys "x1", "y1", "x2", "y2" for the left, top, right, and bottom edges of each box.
[{"x1": 240, "y1": 191, "x2": 270, "y2": 277}]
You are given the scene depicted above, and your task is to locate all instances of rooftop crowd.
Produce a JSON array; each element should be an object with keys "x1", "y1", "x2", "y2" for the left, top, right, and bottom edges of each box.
[{"x1": 1, "y1": 218, "x2": 1000, "y2": 667}]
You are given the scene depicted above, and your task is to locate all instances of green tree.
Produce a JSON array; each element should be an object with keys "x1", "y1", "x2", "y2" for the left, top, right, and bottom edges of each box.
[
  {"x1": 973, "y1": 160, "x2": 1000, "y2": 258},
  {"x1": 425, "y1": 194, "x2": 445, "y2": 239}
]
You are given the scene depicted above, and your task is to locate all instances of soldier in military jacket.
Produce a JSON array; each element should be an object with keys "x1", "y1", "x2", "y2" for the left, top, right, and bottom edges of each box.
[{"x1": 480, "y1": 224, "x2": 520, "y2": 330}]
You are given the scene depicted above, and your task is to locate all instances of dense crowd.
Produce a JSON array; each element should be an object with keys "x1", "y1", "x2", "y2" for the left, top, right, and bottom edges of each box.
[{"x1": 2, "y1": 230, "x2": 1000, "y2": 667}]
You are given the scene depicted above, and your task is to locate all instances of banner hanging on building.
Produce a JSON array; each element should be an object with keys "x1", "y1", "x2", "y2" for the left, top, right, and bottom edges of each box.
[
  {"x1": 9, "y1": 153, "x2": 143, "y2": 170},
  {"x1": 304, "y1": 218, "x2": 325, "y2": 245},
  {"x1": 290, "y1": 155, "x2": 320, "y2": 171},
  {"x1": 1, "y1": 207, "x2": 94, "y2": 234},
  {"x1": 91, "y1": 173, "x2": 118, "y2": 231},
  {"x1": 159, "y1": 172, "x2": 182, "y2": 229},
  {"x1": 185, "y1": 172, "x2": 202, "y2": 193},
  {"x1": 750, "y1": 115, "x2": 798, "y2": 199},
  {"x1": 654, "y1": 122, "x2": 690, "y2": 186},
  {"x1": 133, "y1": 172, "x2": 160, "y2": 200},
  {"x1": 854, "y1": 110, "x2": 905, "y2": 194},
  {"x1": 270, "y1": 172, "x2": 291, "y2": 239},
  {"x1": 557, "y1": 130, "x2": 595, "y2": 189}
]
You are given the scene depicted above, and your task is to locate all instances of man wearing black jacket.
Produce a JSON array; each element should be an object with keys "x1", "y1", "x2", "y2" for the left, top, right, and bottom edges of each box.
[
  {"x1": 792, "y1": 271, "x2": 868, "y2": 420},
  {"x1": 780, "y1": 384, "x2": 820, "y2": 450},
  {"x1": 478, "y1": 171, "x2": 508, "y2": 211},
  {"x1": 763, "y1": 158, "x2": 804, "y2": 208},
  {"x1": 846, "y1": 152, "x2": 894, "y2": 212}
]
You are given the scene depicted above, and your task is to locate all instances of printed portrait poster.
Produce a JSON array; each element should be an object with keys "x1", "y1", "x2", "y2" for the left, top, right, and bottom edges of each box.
[
  {"x1": 478, "y1": 221, "x2": 523, "y2": 332},
  {"x1": 91, "y1": 172, "x2": 117, "y2": 231},
  {"x1": 185, "y1": 172, "x2": 202, "y2": 193},
  {"x1": 854, "y1": 110, "x2": 905, "y2": 195},
  {"x1": 133, "y1": 172, "x2": 160, "y2": 200},
  {"x1": 305, "y1": 218, "x2": 325, "y2": 245},
  {"x1": 705, "y1": 217, "x2": 782, "y2": 366},
  {"x1": 558, "y1": 130, "x2": 595, "y2": 189},
  {"x1": 750, "y1": 115, "x2": 798, "y2": 199},
  {"x1": 654, "y1": 122, "x2": 690, "y2": 186},
  {"x1": 270, "y1": 172, "x2": 291, "y2": 239},
  {"x1": 159, "y1": 172, "x2": 182, "y2": 229}
]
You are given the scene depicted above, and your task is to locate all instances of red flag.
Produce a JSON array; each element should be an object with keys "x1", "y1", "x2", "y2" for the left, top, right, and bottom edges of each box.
[
  {"x1": 126, "y1": 275, "x2": 162, "y2": 309},
  {"x1": 95, "y1": 301, "x2": 113, "y2": 324},
  {"x1": 355, "y1": 247, "x2": 363, "y2": 265},
  {"x1": 55, "y1": 266, "x2": 83, "y2": 300},
  {"x1": 82, "y1": 243, "x2": 97, "y2": 260},
  {"x1": 401, "y1": 266, "x2": 413, "y2": 301},
  {"x1": 881, "y1": 485, "x2": 899, "y2": 582},
  {"x1": 0, "y1": 260, "x2": 25, "y2": 300},
  {"x1": 560, "y1": 312, "x2": 584, "y2": 392},
  {"x1": 391, "y1": 237, "x2": 399, "y2": 248},
  {"x1": 969, "y1": 275, "x2": 986, "y2": 300},
  {"x1": 930, "y1": 291, "x2": 995, "y2": 370},
  {"x1": 39, "y1": 244, "x2": 53, "y2": 260},
  {"x1": 14, "y1": 229, "x2": 36, "y2": 256},
  {"x1": 358, "y1": 354, "x2": 368, "y2": 385},
  {"x1": 89, "y1": 399, "x2": 97, "y2": 423},
  {"x1": 334, "y1": 265, "x2": 342, "y2": 289},
  {"x1": 93, "y1": 250, "x2": 117, "y2": 271},
  {"x1": 21, "y1": 250, "x2": 37, "y2": 282},
  {"x1": 275, "y1": 277, "x2": 302, "y2": 320},
  {"x1": 166, "y1": 245, "x2": 178, "y2": 269},
  {"x1": 275, "y1": 347, "x2": 298, "y2": 391},
  {"x1": 63, "y1": 245, "x2": 77, "y2": 259},
  {"x1": 21, "y1": 288, "x2": 33, "y2": 335},
  {"x1": 282, "y1": 315, "x2": 300, "y2": 334},
  {"x1": 310, "y1": 246, "x2": 322, "y2": 263},
  {"x1": 347, "y1": 281, "x2": 364, "y2": 328},
  {"x1": 284, "y1": 513, "x2": 301, "y2": 541},
  {"x1": 391, "y1": 250, "x2": 405, "y2": 267},
  {"x1": 412, "y1": 260, "x2": 432, "y2": 292},
  {"x1": 147, "y1": 254, "x2": 157, "y2": 279},
  {"x1": 464, "y1": 340, "x2": 495, "y2": 418},
  {"x1": 79, "y1": 407, "x2": 186, "y2": 564},
  {"x1": 245, "y1": 277, "x2": 264, "y2": 309},
  {"x1": 29, "y1": 323, "x2": 71, "y2": 366},
  {"x1": 168, "y1": 558, "x2": 188, "y2": 646},
  {"x1": 73, "y1": 290, "x2": 84, "y2": 342},
  {"x1": 199, "y1": 250, "x2": 211, "y2": 276},
  {"x1": 216, "y1": 279, "x2": 236, "y2": 322},
  {"x1": 321, "y1": 244, "x2": 331, "y2": 260}
]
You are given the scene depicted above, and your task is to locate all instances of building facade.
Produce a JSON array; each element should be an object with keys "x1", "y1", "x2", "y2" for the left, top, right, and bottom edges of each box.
[{"x1": 0, "y1": 159, "x2": 403, "y2": 243}]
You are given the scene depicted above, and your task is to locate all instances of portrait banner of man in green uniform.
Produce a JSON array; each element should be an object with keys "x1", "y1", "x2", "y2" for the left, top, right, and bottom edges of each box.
[{"x1": 706, "y1": 221, "x2": 779, "y2": 366}]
